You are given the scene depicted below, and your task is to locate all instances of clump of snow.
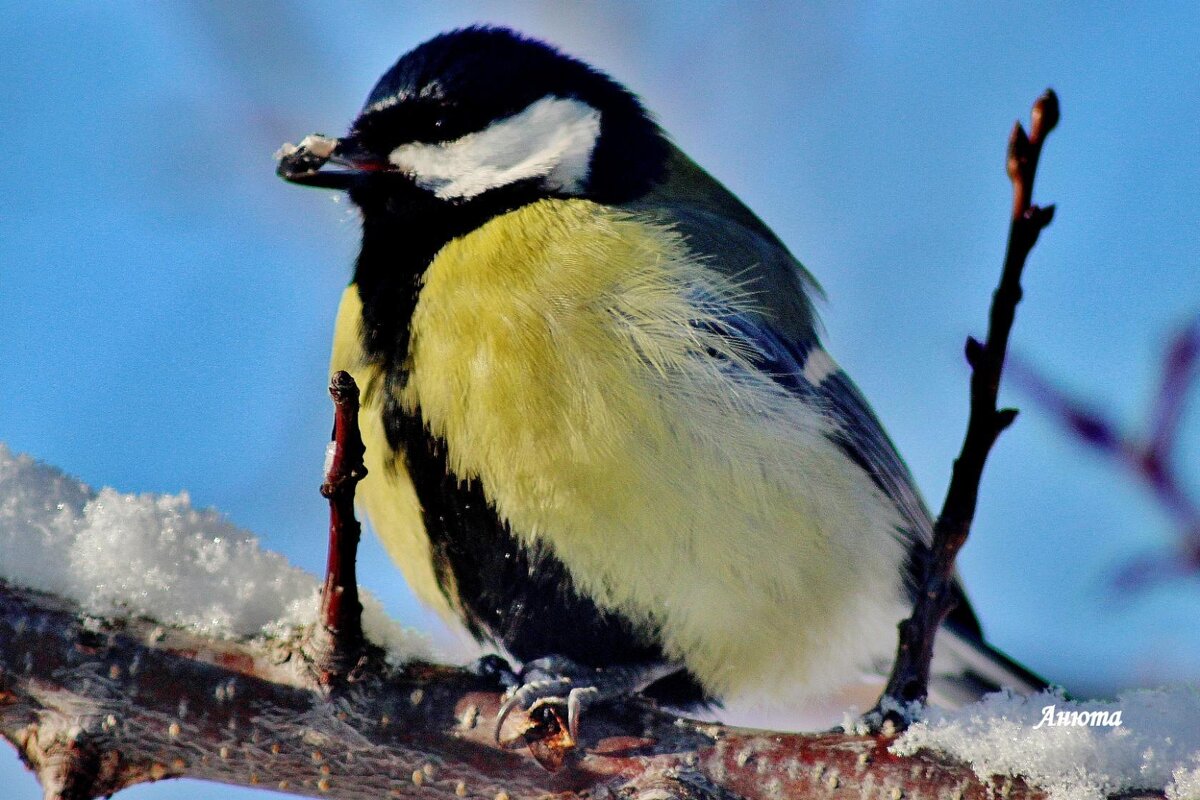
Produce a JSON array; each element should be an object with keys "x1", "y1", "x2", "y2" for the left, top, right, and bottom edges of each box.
[
  {"x1": 892, "y1": 686, "x2": 1200, "y2": 800},
  {"x1": 0, "y1": 444, "x2": 428, "y2": 660},
  {"x1": 1170, "y1": 763, "x2": 1200, "y2": 800}
]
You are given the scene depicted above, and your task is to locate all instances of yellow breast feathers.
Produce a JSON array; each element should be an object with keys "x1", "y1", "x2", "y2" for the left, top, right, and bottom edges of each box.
[
  {"x1": 403, "y1": 199, "x2": 910, "y2": 698},
  {"x1": 335, "y1": 198, "x2": 910, "y2": 698}
]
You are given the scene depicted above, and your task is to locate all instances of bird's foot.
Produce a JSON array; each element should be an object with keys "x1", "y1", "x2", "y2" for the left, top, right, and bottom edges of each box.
[{"x1": 495, "y1": 656, "x2": 680, "y2": 745}]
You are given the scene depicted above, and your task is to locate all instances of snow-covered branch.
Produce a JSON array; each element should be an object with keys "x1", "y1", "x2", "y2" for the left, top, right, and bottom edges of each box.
[{"x1": 1, "y1": 578, "x2": 1053, "y2": 800}]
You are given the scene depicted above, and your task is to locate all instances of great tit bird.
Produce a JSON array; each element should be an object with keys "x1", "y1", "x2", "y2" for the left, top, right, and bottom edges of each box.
[{"x1": 279, "y1": 26, "x2": 1045, "y2": 729}]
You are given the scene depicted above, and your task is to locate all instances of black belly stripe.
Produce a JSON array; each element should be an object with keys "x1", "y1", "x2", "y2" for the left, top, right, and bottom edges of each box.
[{"x1": 380, "y1": 394, "x2": 708, "y2": 706}]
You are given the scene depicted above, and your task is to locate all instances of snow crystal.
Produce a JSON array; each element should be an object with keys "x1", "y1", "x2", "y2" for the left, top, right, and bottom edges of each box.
[
  {"x1": 892, "y1": 686, "x2": 1200, "y2": 800},
  {"x1": 0, "y1": 443, "x2": 428, "y2": 660},
  {"x1": 1170, "y1": 763, "x2": 1200, "y2": 800}
]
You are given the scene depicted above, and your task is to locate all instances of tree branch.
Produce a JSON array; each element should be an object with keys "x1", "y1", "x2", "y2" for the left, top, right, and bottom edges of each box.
[
  {"x1": 1, "y1": 580, "x2": 1051, "y2": 800},
  {"x1": 875, "y1": 90, "x2": 1059, "y2": 716}
]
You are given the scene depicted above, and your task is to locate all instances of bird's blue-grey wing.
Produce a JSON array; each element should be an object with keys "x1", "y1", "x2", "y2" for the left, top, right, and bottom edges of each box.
[
  {"x1": 640, "y1": 200, "x2": 936, "y2": 552},
  {"x1": 714, "y1": 308, "x2": 936, "y2": 552}
]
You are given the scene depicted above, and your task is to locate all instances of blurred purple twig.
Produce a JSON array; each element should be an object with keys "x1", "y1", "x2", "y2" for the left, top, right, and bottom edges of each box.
[{"x1": 1010, "y1": 316, "x2": 1200, "y2": 587}]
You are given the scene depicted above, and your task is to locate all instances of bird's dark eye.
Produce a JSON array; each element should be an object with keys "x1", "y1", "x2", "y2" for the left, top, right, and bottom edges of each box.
[{"x1": 352, "y1": 101, "x2": 456, "y2": 153}]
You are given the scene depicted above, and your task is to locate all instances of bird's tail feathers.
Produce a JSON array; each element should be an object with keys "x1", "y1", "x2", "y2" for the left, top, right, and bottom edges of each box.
[{"x1": 928, "y1": 624, "x2": 1051, "y2": 709}]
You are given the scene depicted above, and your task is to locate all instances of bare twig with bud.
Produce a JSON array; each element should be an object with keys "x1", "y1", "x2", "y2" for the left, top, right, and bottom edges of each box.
[
  {"x1": 305, "y1": 371, "x2": 375, "y2": 687},
  {"x1": 873, "y1": 90, "x2": 1060, "y2": 721}
]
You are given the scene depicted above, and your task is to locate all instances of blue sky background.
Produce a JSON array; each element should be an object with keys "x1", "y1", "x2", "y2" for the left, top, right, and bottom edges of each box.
[{"x1": 2, "y1": 3, "x2": 1198, "y2": 797}]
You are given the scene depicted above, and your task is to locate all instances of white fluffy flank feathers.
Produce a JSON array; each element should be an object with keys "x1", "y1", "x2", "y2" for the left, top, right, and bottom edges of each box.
[{"x1": 388, "y1": 95, "x2": 601, "y2": 200}]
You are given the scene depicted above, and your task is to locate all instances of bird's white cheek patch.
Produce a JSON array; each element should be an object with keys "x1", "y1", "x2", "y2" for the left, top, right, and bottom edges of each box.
[{"x1": 388, "y1": 96, "x2": 601, "y2": 200}]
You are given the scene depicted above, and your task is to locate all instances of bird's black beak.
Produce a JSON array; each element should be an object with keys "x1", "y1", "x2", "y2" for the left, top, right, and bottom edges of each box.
[{"x1": 276, "y1": 134, "x2": 391, "y2": 190}]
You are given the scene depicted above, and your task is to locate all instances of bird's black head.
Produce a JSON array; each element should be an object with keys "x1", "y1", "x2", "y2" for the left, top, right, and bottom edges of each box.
[
  {"x1": 281, "y1": 27, "x2": 668, "y2": 208},
  {"x1": 277, "y1": 28, "x2": 671, "y2": 375}
]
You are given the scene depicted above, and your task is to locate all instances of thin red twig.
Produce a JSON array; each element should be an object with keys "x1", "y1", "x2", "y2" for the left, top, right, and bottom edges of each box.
[{"x1": 311, "y1": 370, "x2": 371, "y2": 686}]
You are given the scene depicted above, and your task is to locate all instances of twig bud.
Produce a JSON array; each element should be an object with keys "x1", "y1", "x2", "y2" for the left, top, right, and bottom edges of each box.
[
  {"x1": 965, "y1": 337, "x2": 986, "y2": 369},
  {"x1": 1007, "y1": 123, "x2": 1030, "y2": 182},
  {"x1": 1065, "y1": 409, "x2": 1119, "y2": 451},
  {"x1": 1030, "y1": 90, "x2": 1060, "y2": 144},
  {"x1": 330, "y1": 370, "x2": 359, "y2": 404},
  {"x1": 1028, "y1": 204, "x2": 1056, "y2": 229}
]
